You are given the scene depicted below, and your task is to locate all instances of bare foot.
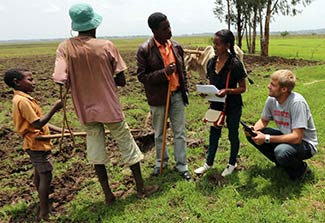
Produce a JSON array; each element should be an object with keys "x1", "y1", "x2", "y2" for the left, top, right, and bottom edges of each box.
[
  {"x1": 39, "y1": 212, "x2": 49, "y2": 221},
  {"x1": 105, "y1": 195, "x2": 116, "y2": 205}
]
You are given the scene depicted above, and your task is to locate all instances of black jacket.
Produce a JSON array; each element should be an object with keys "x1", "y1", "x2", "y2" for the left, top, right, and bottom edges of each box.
[{"x1": 136, "y1": 38, "x2": 188, "y2": 106}]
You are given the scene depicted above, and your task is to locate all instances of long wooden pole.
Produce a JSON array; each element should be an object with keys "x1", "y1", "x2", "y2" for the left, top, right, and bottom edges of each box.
[
  {"x1": 160, "y1": 81, "x2": 172, "y2": 176},
  {"x1": 183, "y1": 49, "x2": 202, "y2": 55},
  {"x1": 35, "y1": 130, "x2": 111, "y2": 140},
  {"x1": 35, "y1": 129, "x2": 147, "y2": 140}
]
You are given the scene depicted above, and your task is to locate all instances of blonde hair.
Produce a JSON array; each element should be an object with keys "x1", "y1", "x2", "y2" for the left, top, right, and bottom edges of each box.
[{"x1": 271, "y1": 69, "x2": 296, "y2": 92}]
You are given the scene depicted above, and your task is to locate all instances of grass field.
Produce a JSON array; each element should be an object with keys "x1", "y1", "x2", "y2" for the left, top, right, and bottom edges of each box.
[
  {"x1": 0, "y1": 35, "x2": 324, "y2": 223},
  {"x1": 1, "y1": 34, "x2": 324, "y2": 60}
]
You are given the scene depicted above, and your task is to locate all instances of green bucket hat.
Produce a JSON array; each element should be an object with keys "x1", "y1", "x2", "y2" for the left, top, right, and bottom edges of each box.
[{"x1": 69, "y1": 3, "x2": 102, "y2": 32}]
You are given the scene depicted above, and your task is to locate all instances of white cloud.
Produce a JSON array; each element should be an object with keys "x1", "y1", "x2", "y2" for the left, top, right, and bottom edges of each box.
[
  {"x1": 0, "y1": 0, "x2": 324, "y2": 41},
  {"x1": 0, "y1": 4, "x2": 6, "y2": 12},
  {"x1": 42, "y1": 3, "x2": 60, "y2": 14}
]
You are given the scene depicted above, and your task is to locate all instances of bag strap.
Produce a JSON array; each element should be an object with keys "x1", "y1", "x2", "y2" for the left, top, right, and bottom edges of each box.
[
  {"x1": 222, "y1": 60, "x2": 233, "y2": 112},
  {"x1": 225, "y1": 64, "x2": 231, "y2": 89}
]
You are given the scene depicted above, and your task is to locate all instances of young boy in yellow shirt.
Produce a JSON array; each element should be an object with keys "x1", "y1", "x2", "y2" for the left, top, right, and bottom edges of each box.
[{"x1": 4, "y1": 68, "x2": 63, "y2": 220}]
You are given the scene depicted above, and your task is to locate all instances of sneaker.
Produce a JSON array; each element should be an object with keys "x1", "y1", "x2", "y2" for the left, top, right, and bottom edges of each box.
[
  {"x1": 300, "y1": 164, "x2": 312, "y2": 180},
  {"x1": 194, "y1": 163, "x2": 212, "y2": 174},
  {"x1": 221, "y1": 163, "x2": 237, "y2": 177},
  {"x1": 290, "y1": 162, "x2": 312, "y2": 181}
]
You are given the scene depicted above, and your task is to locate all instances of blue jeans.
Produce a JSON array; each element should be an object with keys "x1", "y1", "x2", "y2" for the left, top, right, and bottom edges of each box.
[
  {"x1": 246, "y1": 128, "x2": 313, "y2": 179},
  {"x1": 150, "y1": 91, "x2": 188, "y2": 172},
  {"x1": 206, "y1": 108, "x2": 241, "y2": 166}
]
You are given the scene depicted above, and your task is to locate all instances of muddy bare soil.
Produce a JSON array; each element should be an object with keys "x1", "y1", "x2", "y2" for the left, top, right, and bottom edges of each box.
[{"x1": 0, "y1": 53, "x2": 322, "y2": 222}]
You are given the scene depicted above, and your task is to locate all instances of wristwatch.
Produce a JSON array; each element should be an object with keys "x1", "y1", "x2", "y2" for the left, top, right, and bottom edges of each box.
[{"x1": 265, "y1": 134, "x2": 270, "y2": 143}]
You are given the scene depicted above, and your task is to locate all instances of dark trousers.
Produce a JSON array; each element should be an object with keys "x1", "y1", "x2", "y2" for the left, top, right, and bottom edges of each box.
[
  {"x1": 206, "y1": 109, "x2": 241, "y2": 166},
  {"x1": 246, "y1": 128, "x2": 314, "y2": 179}
]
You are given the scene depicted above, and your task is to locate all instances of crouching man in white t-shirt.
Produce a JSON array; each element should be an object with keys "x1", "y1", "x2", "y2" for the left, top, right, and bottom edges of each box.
[{"x1": 244, "y1": 69, "x2": 318, "y2": 180}]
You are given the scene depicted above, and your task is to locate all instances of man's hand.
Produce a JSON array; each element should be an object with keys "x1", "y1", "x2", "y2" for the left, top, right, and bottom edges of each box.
[
  {"x1": 241, "y1": 121, "x2": 257, "y2": 137},
  {"x1": 165, "y1": 62, "x2": 176, "y2": 75},
  {"x1": 114, "y1": 72, "x2": 126, "y2": 86},
  {"x1": 252, "y1": 132, "x2": 266, "y2": 145}
]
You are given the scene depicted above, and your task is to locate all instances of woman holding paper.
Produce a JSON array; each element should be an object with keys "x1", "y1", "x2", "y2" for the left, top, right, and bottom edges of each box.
[{"x1": 194, "y1": 29, "x2": 246, "y2": 177}]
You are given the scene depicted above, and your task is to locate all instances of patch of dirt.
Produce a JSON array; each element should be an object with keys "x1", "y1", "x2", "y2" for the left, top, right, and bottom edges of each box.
[
  {"x1": 50, "y1": 162, "x2": 91, "y2": 209},
  {"x1": 244, "y1": 54, "x2": 322, "y2": 71},
  {"x1": 207, "y1": 174, "x2": 227, "y2": 186},
  {"x1": 243, "y1": 55, "x2": 324, "y2": 81}
]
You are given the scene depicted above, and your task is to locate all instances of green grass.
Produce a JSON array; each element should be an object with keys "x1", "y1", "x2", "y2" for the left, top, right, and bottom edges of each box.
[
  {"x1": 241, "y1": 34, "x2": 325, "y2": 61},
  {"x1": 268, "y1": 37, "x2": 325, "y2": 60},
  {"x1": 0, "y1": 35, "x2": 324, "y2": 222},
  {"x1": 62, "y1": 50, "x2": 325, "y2": 223},
  {"x1": 0, "y1": 42, "x2": 59, "y2": 58},
  {"x1": 1, "y1": 34, "x2": 325, "y2": 61}
]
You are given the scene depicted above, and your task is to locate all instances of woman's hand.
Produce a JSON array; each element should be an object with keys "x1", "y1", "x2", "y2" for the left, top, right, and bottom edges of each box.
[
  {"x1": 199, "y1": 93, "x2": 208, "y2": 97},
  {"x1": 217, "y1": 89, "x2": 226, "y2": 97}
]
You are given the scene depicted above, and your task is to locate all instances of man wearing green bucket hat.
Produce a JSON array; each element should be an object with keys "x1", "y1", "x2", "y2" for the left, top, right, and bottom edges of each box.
[
  {"x1": 53, "y1": 3, "x2": 159, "y2": 204},
  {"x1": 69, "y1": 3, "x2": 103, "y2": 32}
]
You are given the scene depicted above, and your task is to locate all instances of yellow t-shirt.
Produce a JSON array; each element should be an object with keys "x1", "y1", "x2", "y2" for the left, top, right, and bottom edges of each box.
[{"x1": 12, "y1": 90, "x2": 52, "y2": 151}]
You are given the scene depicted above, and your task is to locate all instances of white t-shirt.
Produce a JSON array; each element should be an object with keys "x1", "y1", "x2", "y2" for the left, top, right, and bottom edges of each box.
[{"x1": 262, "y1": 92, "x2": 318, "y2": 153}]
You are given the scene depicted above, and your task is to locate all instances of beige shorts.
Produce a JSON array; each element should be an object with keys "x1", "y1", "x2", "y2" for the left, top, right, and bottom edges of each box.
[{"x1": 83, "y1": 120, "x2": 143, "y2": 166}]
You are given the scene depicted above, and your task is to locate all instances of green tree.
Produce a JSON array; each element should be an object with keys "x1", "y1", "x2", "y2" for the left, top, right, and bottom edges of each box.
[
  {"x1": 243, "y1": 0, "x2": 260, "y2": 54},
  {"x1": 213, "y1": 0, "x2": 246, "y2": 48},
  {"x1": 214, "y1": 0, "x2": 314, "y2": 56},
  {"x1": 280, "y1": 31, "x2": 290, "y2": 37},
  {"x1": 259, "y1": 0, "x2": 313, "y2": 56}
]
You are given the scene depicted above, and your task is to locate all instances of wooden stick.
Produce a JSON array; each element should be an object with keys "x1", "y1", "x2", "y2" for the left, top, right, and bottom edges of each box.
[
  {"x1": 160, "y1": 80, "x2": 172, "y2": 176},
  {"x1": 35, "y1": 130, "x2": 111, "y2": 140},
  {"x1": 59, "y1": 84, "x2": 76, "y2": 147},
  {"x1": 35, "y1": 129, "x2": 148, "y2": 140},
  {"x1": 184, "y1": 49, "x2": 203, "y2": 55}
]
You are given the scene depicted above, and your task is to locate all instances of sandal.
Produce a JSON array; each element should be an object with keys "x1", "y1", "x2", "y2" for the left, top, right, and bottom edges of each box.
[{"x1": 137, "y1": 185, "x2": 159, "y2": 199}]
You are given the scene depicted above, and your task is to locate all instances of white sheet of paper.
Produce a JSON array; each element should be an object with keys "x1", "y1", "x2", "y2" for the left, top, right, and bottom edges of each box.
[
  {"x1": 196, "y1": 84, "x2": 226, "y2": 102},
  {"x1": 196, "y1": 84, "x2": 219, "y2": 94}
]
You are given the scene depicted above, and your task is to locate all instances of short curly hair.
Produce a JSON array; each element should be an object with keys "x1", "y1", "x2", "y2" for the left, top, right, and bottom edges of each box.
[
  {"x1": 148, "y1": 12, "x2": 167, "y2": 31},
  {"x1": 271, "y1": 69, "x2": 296, "y2": 92},
  {"x1": 4, "y1": 68, "x2": 29, "y2": 89}
]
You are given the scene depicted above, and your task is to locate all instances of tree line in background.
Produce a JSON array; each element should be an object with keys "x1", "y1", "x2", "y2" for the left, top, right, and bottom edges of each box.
[{"x1": 213, "y1": 0, "x2": 313, "y2": 56}]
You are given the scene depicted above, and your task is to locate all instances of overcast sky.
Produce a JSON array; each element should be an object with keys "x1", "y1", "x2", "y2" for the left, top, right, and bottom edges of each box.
[{"x1": 0, "y1": 0, "x2": 324, "y2": 41}]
